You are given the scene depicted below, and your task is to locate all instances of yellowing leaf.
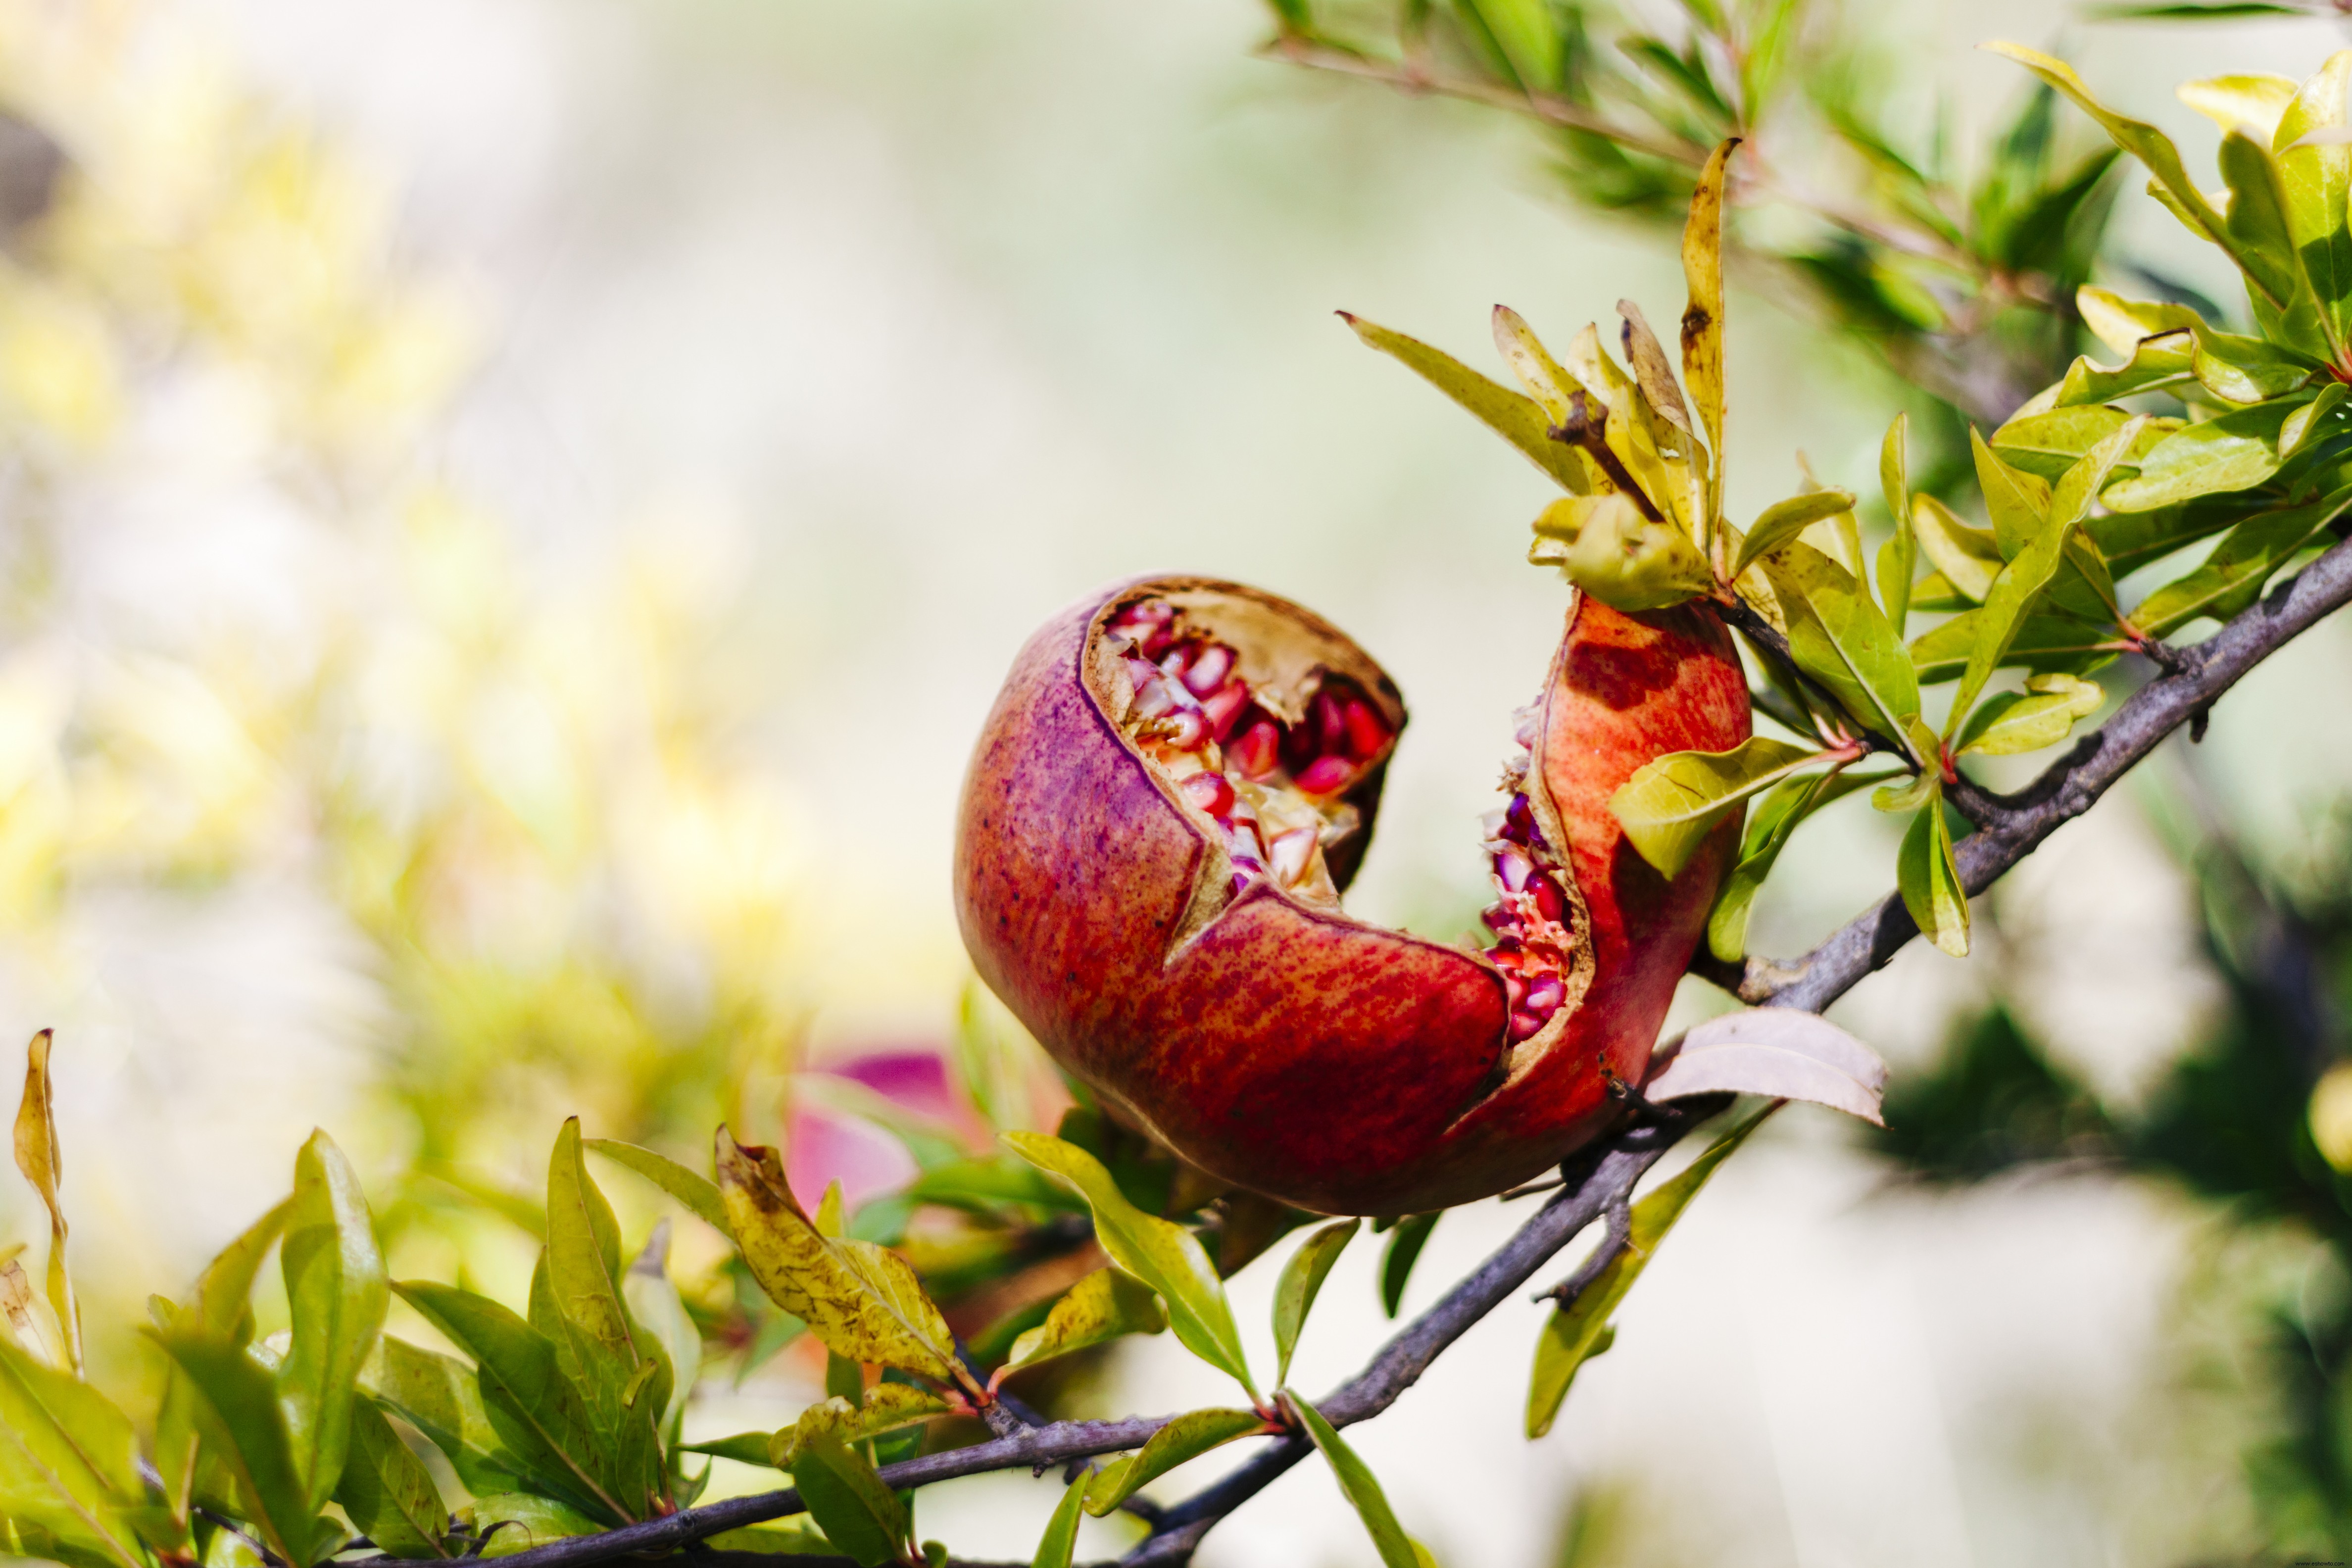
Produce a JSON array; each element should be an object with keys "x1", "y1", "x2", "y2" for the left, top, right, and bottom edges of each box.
[
  {"x1": 1733, "y1": 489, "x2": 1858, "y2": 578},
  {"x1": 1682, "y1": 139, "x2": 1737, "y2": 534},
  {"x1": 1005, "y1": 1268, "x2": 1167, "y2": 1374},
  {"x1": 1910, "y1": 495, "x2": 2002, "y2": 603},
  {"x1": 715, "y1": 1127, "x2": 970, "y2": 1393},
  {"x1": 769, "y1": 1384, "x2": 951, "y2": 1470},
  {"x1": 12, "y1": 1030, "x2": 78, "y2": 1374},
  {"x1": 1345, "y1": 312, "x2": 1593, "y2": 494}
]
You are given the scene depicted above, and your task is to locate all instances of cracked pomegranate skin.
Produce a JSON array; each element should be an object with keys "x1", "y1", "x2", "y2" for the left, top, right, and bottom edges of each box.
[{"x1": 953, "y1": 575, "x2": 1749, "y2": 1216}]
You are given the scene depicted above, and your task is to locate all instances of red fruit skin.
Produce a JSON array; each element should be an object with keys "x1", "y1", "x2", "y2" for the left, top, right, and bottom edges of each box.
[{"x1": 953, "y1": 576, "x2": 1748, "y2": 1216}]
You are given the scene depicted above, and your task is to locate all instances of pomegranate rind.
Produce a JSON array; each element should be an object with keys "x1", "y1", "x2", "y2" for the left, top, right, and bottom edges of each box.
[{"x1": 952, "y1": 577, "x2": 1748, "y2": 1216}]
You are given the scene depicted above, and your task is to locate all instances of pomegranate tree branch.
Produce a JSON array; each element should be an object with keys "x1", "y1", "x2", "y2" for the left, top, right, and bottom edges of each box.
[
  {"x1": 1742, "y1": 532, "x2": 2352, "y2": 1011},
  {"x1": 387, "y1": 546, "x2": 2352, "y2": 1568}
]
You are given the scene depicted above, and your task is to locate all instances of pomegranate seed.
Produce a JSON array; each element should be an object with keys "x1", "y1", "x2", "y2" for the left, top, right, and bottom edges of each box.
[
  {"x1": 1181, "y1": 772, "x2": 1235, "y2": 816},
  {"x1": 1508, "y1": 1010, "x2": 1547, "y2": 1042},
  {"x1": 1160, "y1": 643, "x2": 1196, "y2": 684},
  {"x1": 1312, "y1": 690, "x2": 1346, "y2": 755},
  {"x1": 1294, "y1": 755, "x2": 1356, "y2": 796},
  {"x1": 1130, "y1": 670, "x2": 1179, "y2": 720},
  {"x1": 1163, "y1": 710, "x2": 1210, "y2": 751},
  {"x1": 1269, "y1": 827, "x2": 1317, "y2": 885},
  {"x1": 1487, "y1": 942, "x2": 1525, "y2": 969},
  {"x1": 1503, "y1": 973, "x2": 1527, "y2": 1011},
  {"x1": 1183, "y1": 643, "x2": 1235, "y2": 696},
  {"x1": 1341, "y1": 699, "x2": 1390, "y2": 760},
  {"x1": 1482, "y1": 902, "x2": 1521, "y2": 936},
  {"x1": 1505, "y1": 793, "x2": 1537, "y2": 843},
  {"x1": 1524, "y1": 975, "x2": 1565, "y2": 1014},
  {"x1": 1203, "y1": 682, "x2": 1252, "y2": 739},
  {"x1": 1229, "y1": 722, "x2": 1281, "y2": 780},
  {"x1": 1528, "y1": 873, "x2": 1565, "y2": 923},
  {"x1": 1494, "y1": 848, "x2": 1533, "y2": 893}
]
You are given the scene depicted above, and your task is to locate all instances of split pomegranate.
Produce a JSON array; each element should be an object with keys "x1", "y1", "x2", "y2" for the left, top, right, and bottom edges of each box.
[{"x1": 954, "y1": 574, "x2": 1748, "y2": 1216}]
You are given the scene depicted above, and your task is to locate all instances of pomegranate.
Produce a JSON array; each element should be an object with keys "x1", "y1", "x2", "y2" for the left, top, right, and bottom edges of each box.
[{"x1": 953, "y1": 575, "x2": 1748, "y2": 1216}]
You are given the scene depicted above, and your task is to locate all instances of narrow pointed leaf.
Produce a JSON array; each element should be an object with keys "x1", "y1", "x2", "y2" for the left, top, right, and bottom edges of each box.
[
  {"x1": 1287, "y1": 1395, "x2": 1420, "y2": 1568},
  {"x1": 715, "y1": 1127, "x2": 966, "y2": 1389},
  {"x1": 1610, "y1": 735, "x2": 1826, "y2": 879},
  {"x1": 1616, "y1": 299, "x2": 1692, "y2": 437},
  {"x1": 621, "y1": 1225, "x2": 698, "y2": 1440},
  {"x1": 455, "y1": 1494, "x2": 603, "y2": 1557},
  {"x1": 1952, "y1": 674, "x2": 2105, "y2": 756},
  {"x1": 1272, "y1": 1221, "x2": 1358, "y2": 1386},
  {"x1": 1379, "y1": 1211, "x2": 1438, "y2": 1320},
  {"x1": 1526, "y1": 1110, "x2": 1766, "y2": 1438},
  {"x1": 584, "y1": 1138, "x2": 733, "y2": 1240},
  {"x1": 13, "y1": 1030, "x2": 79, "y2": 1373},
  {"x1": 2101, "y1": 398, "x2": 2297, "y2": 511},
  {"x1": 1004, "y1": 1268, "x2": 1167, "y2": 1374},
  {"x1": 1878, "y1": 413, "x2": 1914, "y2": 635},
  {"x1": 541, "y1": 1119, "x2": 666, "y2": 1518},
  {"x1": 1031, "y1": 1475, "x2": 1087, "y2": 1568},
  {"x1": 1005, "y1": 1132, "x2": 1256, "y2": 1399},
  {"x1": 770, "y1": 1385, "x2": 952, "y2": 1470},
  {"x1": 1082, "y1": 1408, "x2": 1265, "y2": 1518},
  {"x1": 1910, "y1": 495, "x2": 2003, "y2": 603},
  {"x1": 1344, "y1": 313, "x2": 1591, "y2": 492},
  {"x1": 280, "y1": 1129, "x2": 388, "y2": 1513},
  {"x1": 1705, "y1": 768, "x2": 1885, "y2": 962},
  {"x1": 2134, "y1": 486, "x2": 2352, "y2": 634},
  {"x1": 1682, "y1": 140, "x2": 1736, "y2": 529}
]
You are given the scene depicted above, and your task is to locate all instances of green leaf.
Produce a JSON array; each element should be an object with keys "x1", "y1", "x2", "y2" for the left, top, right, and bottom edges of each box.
[
  {"x1": 1464, "y1": 0, "x2": 1558, "y2": 90},
  {"x1": 1287, "y1": 1395, "x2": 1420, "y2": 1568},
  {"x1": 1733, "y1": 489, "x2": 1858, "y2": 578},
  {"x1": 1031, "y1": 1475, "x2": 1087, "y2": 1568},
  {"x1": 1896, "y1": 784, "x2": 1970, "y2": 957},
  {"x1": 456, "y1": 1494, "x2": 603, "y2": 1558},
  {"x1": 1910, "y1": 609, "x2": 2118, "y2": 686},
  {"x1": 789, "y1": 1435, "x2": 909, "y2": 1568},
  {"x1": 1525, "y1": 1111, "x2": 1767, "y2": 1439},
  {"x1": 1345, "y1": 313, "x2": 1592, "y2": 493},
  {"x1": 13, "y1": 1030, "x2": 79, "y2": 1374},
  {"x1": 1952, "y1": 674, "x2": 2105, "y2": 757},
  {"x1": 1004, "y1": 1268, "x2": 1167, "y2": 1375},
  {"x1": 2133, "y1": 486, "x2": 2352, "y2": 634},
  {"x1": 1082, "y1": 1408, "x2": 1266, "y2": 1518},
  {"x1": 1378, "y1": 1213, "x2": 1438, "y2": 1321},
  {"x1": 360, "y1": 1335, "x2": 528, "y2": 1499},
  {"x1": 715, "y1": 1127, "x2": 970, "y2": 1391},
  {"x1": 2051, "y1": 329, "x2": 2197, "y2": 407},
  {"x1": 157, "y1": 1199, "x2": 296, "y2": 1528},
  {"x1": 1705, "y1": 768, "x2": 1886, "y2": 962},
  {"x1": 905, "y1": 1155, "x2": 1083, "y2": 1216},
  {"x1": 1986, "y1": 44, "x2": 2275, "y2": 301},
  {"x1": 584, "y1": 1139, "x2": 734, "y2": 1239},
  {"x1": 2190, "y1": 325, "x2": 2316, "y2": 405},
  {"x1": 1772, "y1": 545, "x2": 1922, "y2": 750},
  {"x1": 152, "y1": 1327, "x2": 323, "y2": 1566},
  {"x1": 391, "y1": 1282, "x2": 626, "y2": 1524},
  {"x1": 1004, "y1": 1133, "x2": 1257, "y2": 1400},
  {"x1": 539, "y1": 1119, "x2": 667, "y2": 1519},
  {"x1": 2277, "y1": 52, "x2": 2352, "y2": 342},
  {"x1": 0, "y1": 1336, "x2": 144, "y2": 1568},
  {"x1": 2087, "y1": 498, "x2": 2242, "y2": 576},
  {"x1": 2179, "y1": 72, "x2": 2297, "y2": 140},
  {"x1": 1948, "y1": 417, "x2": 2145, "y2": 735},
  {"x1": 279, "y1": 1129, "x2": 387, "y2": 1514},
  {"x1": 2214, "y1": 127, "x2": 2310, "y2": 316},
  {"x1": 2076, "y1": 285, "x2": 2204, "y2": 356},
  {"x1": 1969, "y1": 428, "x2": 2050, "y2": 559},
  {"x1": 2101, "y1": 399, "x2": 2298, "y2": 512},
  {"x1": 1609, "y1": 735, "x2": 1827, "y2": 879},
  {"x1": 335, "y1": 1396, "x2": 452, "y2": 1559},
  {"x1": 1272, "y1": 1220, "x2": 1358, "y2": 1387},
  {"x1": 1878, "y1": 413, "x2": 1914, "y2": 637}
]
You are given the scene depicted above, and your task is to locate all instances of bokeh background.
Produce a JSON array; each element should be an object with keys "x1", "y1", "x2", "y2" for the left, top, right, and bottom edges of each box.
[{"x1": 7, "y1": 0, "x2": 2352, "y2": 1563}]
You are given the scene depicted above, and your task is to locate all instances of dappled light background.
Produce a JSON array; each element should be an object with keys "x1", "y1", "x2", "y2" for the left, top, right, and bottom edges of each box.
[{"x1": 5, "y1": 0, "x2": 2352, "y2": 1563}]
